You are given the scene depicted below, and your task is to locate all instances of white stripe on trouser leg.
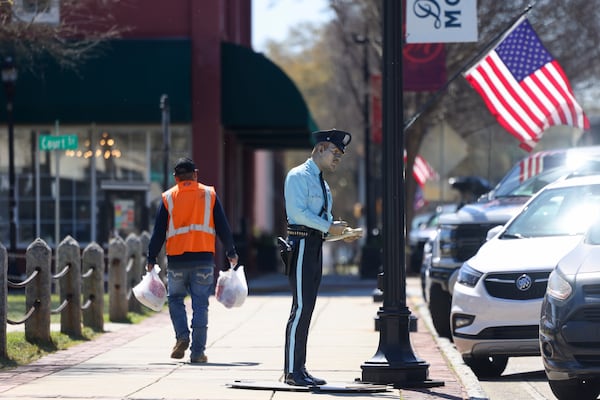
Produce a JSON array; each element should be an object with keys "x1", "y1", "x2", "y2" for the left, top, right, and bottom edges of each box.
[{"x1": 288, "y1": 238, "x2": 305, "y2": 373}]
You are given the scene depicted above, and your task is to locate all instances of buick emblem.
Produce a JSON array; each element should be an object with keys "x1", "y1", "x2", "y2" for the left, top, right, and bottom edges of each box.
[{"x1": 516, "y1": 274, "x2": 533, "y2": 291}]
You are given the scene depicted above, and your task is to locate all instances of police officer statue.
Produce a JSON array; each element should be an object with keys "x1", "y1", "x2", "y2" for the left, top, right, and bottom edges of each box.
[{"x1": 283, "y1": 129, "x2": 359, "y2": 386}]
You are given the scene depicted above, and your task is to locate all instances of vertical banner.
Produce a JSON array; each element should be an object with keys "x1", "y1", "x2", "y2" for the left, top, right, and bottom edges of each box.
[
  {"x1": 402, "y1": 0, "x2": 447, "y2": 91},
  {"x1": 403, "y1": 43, "x2": 447, "y2": 91},
  {"x1": 372, "y1": 49, "x2": 446, "y2": 105},
  {"x1": 406, "y1": 0, "x2": 478, "y2": 43},
  {"x1": 371, "y1": 74, "x2": 383, "y2": 144}
]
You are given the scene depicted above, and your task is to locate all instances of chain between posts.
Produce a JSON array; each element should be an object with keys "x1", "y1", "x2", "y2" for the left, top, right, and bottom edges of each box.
[{"x1": 0, "y1": 232, "x2": 154, "y2": 358}]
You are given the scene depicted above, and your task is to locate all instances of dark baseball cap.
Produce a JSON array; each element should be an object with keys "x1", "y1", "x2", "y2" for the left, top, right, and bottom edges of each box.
[
  {"x1": 312, "y1": 129, "x2": 352, "y2": 153},
  {"x1": 173, "y1": 157, "x2": 197, "y2": 175}
]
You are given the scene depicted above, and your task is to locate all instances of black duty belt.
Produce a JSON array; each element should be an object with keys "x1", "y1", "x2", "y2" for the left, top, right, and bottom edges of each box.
[{"x1": 287, "y1": 224, "x2": 325, "y2": 239}]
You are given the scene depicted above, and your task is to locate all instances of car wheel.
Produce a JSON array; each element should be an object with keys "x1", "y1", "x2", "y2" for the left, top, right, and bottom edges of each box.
[
  {"x1": 549, "y1": 378, "x2": 600, "y2": 400},
  {"x1": 463, "y1": 355, "x2": 508, "y2": 378},
  {"x1": 428, "y1": 284, "x2": 452, "y2": 339}
]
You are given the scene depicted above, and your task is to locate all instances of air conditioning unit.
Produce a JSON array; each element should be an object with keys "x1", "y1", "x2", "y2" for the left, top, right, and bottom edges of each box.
[{"x1": 13, "y1": 0, "x2": 60, "y2": 25}]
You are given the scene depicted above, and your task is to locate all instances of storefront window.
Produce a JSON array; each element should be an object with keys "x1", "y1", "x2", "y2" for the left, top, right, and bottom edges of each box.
[{"x1": 0, "y1": 124, "x2": 191, "y2": 250}]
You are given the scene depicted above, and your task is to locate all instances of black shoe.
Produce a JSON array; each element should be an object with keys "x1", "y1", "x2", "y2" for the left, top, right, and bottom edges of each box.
[
  {"x1": 284, "y1": 372, "x2": 315, "y2": 387},
  {"x1": 301, "y1": 368, "x2": 327, "y2": 385}
]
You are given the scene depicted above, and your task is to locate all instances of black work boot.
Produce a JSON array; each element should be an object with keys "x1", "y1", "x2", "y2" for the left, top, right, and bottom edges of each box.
[
  {"x1": 301, "y1": 367, "x2": 326, "y2": 385},
  {"x1": 284, "y1": 371, "x2": 315, "y2": 386}
]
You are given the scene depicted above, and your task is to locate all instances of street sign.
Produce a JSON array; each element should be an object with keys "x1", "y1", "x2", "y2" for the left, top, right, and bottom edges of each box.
[{"x1": 39, "y1": 134, "x2": 78, "y2": 151}]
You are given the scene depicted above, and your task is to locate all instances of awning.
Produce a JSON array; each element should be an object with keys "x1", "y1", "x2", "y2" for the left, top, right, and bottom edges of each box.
[
  {"x1": 0, "y1": 39, "x2": 192, "y2": 124},
  {"x1": 221, "y1": 42, "x2": 317, "y2": 149},
  {"x1": 0, "y1": 39, "x2": 317, "y2": 149}
]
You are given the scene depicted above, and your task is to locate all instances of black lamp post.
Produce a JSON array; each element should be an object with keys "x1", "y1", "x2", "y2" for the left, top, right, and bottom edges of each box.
[
  {"x1": 2, "y1": 56, "x2": 17, "y2": 258},
  {"x1": 360, "y1": 0, "x2": 432, "y2": 386}
]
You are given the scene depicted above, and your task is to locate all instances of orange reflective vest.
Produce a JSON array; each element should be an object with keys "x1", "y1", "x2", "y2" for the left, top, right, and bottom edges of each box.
[{"x1": 162, "y1": 181, "x2": 217, "y2": 256}]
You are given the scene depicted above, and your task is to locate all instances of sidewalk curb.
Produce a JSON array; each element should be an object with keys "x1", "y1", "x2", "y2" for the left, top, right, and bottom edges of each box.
[{"x1": 407, "y1": 290, "x2": 489, "y2": 400}]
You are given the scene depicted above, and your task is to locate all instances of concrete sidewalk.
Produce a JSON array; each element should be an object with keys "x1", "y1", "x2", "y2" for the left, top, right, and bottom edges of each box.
[{"x1": 0, "y1": 275, "x2": 487, "y2": 400}]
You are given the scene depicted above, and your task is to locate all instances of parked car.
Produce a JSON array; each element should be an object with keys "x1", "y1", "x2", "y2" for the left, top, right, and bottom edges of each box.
[
  {"x1": 426, "y1": 146, "x2": 600, "y2": 338},
  {"x1": 451, "y1": 175, "x2": 600, "y2": 379},
  {"x1": 540, "y1": 219, "x2": 600, "y2": 400},
  {"x1": 409, "y1": 203, "x2": 458, "y2": 274}
]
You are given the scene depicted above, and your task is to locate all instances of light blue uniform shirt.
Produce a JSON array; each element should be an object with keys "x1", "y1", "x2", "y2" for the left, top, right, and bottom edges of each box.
[{"x1": 284, "y1": 158, "x2": 332, "y2": 233}]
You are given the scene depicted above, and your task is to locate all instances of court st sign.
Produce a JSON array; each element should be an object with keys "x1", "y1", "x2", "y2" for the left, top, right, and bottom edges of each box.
[
  {"x1": 39, "y1": 134, "x2": 78, "y2": 151},
  {"x1": 405, "y1": 0, "x2": 478, "y2": 43}
]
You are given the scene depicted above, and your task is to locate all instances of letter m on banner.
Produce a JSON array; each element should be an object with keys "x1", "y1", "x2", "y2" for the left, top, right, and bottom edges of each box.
[{"x1": 406, "y1": 0, "x2": 478, "y2": 43}]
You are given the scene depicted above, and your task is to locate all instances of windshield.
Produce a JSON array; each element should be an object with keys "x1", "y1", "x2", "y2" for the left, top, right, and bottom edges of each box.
[
  {"x1": 503, "y1": 183, "x2": 600, "y2": 238},
  {"x1": 504, "y1": 168, "x2": 566, "y2": 197}
]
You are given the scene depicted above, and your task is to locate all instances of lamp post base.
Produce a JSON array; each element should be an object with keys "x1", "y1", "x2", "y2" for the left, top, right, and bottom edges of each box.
[
  {"x1": 361, "y1": 360, "x2": 430, "y2": 388},
  {"x1": 361, "y1": 308, "x2": 431, "y2": 387}
]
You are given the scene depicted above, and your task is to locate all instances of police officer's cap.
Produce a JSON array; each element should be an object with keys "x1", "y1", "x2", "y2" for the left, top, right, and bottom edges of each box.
[
  {"x1": 173, "y1": 157, "x2": 197, "y2": 175},
  {"x1": 312, "y1": 129, "x2": 352, "y2": 153}
]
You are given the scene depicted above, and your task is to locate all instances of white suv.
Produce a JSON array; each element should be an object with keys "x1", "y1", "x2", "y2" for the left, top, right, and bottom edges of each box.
[{"x1": 451, "y1": 175, "x2": 600, "y2": 378}]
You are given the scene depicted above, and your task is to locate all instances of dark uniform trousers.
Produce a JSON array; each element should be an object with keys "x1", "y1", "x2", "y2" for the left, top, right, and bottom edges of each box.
[{"x1": 284, "y1": 232, "x2": 323, "y2": 375}]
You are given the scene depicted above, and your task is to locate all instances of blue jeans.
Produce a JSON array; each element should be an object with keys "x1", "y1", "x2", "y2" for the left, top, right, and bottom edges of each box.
[{"x1": 167, "y1": 264, "x2": 214, "y2": 358}]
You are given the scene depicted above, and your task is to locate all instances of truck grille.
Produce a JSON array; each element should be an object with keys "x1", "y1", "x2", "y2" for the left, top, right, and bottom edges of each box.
[
  {"x1": 454, "y1": 223, "x2": 497, "y2": 261},
  {"x1": 484, "y1": 271, "x2": 550, "y2": 300}
]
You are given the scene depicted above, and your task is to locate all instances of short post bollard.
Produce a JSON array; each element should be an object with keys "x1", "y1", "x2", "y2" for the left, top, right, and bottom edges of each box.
[
  {"x1": 25, "y1": 238, "x2": 52, "y2": 344},
  {"x1": 82, "y1": 242, "x2": 105, "y2": 331},
  {"x1": 108, "y1": 236, "x2": 128, "y2": 322},
  {"x1": 58, "y1": 235, "x2": 82, "y2": 337},
  {"x1": 125, "y1": 233, "x2": 142, "y2": 313}
]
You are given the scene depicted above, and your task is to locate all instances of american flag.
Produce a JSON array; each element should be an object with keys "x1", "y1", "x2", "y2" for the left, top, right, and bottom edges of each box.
[
  {"x1": 404, "y1": 151, "x2": 439, "y2": 188},
  {"x1": 519, "y1": 151, "x2": 545, "y2": 182},
  {"x1": 464, "y1": 17, "x2": 589, "y2": 152},
  {"x1": 518, "y1": 149, "x2": 565, "y2": 182}
]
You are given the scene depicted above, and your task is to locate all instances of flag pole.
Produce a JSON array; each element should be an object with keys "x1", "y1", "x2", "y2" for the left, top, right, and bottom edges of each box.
[{"x1": 403, "y1": 2, "x2": 536, "y2": 132}]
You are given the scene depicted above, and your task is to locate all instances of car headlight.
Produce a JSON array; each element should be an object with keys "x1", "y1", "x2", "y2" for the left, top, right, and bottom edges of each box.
[
  {"x1": 546, "y1": 270, "x2": 573, "y2": 300},
  {"x1": 438, "y1": 225, "x2": 458, "y2": 259},
  {"x1": 457, "y1": 263, "x2": 483, "y2": 288}
]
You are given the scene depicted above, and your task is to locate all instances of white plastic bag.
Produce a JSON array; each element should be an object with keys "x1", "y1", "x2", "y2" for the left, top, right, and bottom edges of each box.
[
  {"x1": 215, "y1": 265, "x2": 248, "y2": 308},
  {"x1": 133, "y1": 264, "x2": 167, "y2": 312}
]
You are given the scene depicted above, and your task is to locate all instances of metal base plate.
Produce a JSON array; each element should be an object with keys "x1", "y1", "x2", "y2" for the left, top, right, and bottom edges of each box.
[
  {"x1": 314, "y1": 382, "x2": 390, "y2": 393},
  {"x1": 228, "y1": 380, "x2": 310, "y2": 392},
  {"x1": 228, "y1": 380, "x2": 390, "y2": 393}
]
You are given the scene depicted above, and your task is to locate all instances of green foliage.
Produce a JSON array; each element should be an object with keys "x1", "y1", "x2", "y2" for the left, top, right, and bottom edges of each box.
[{"x1": 1, "y1": 328, "x2": 96, "y2": 368}]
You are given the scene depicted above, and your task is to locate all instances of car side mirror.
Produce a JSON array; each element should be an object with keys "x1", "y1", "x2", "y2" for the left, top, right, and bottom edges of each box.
[{"x1": 486, "y1": 225, "x2": 504, "y2": 241}]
